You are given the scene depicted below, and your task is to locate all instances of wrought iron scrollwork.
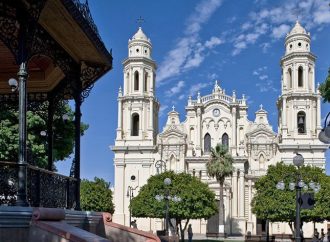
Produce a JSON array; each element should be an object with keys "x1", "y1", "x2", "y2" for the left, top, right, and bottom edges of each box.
[
  {"x1": 0, "y1": 2, "x2": 19, "y2": 59},
  {"x1": 71, "y1": 0, "x2": 101, "y2": 39},
  {"x1": 0, "y1": 161, "x2": 78, "y2": 208}
]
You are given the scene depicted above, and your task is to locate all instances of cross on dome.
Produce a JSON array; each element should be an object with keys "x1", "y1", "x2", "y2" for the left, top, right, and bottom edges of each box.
[
  {"x1": 172, "y1": 105, "x2": 175, "y2": 111},
  {"x1": 259, "y1": 104, "x2": 263, "y2": 110}
]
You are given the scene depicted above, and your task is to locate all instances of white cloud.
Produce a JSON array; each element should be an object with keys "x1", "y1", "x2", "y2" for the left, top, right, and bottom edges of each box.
[
  {"x1": 230, "y1": 0, "x2": 330, "y2": 56},
  {"x1": 188, "y1": 82, "x2": 212, "y2": 96},
  {"x1": 178, "y1": 94, "x2": 185, "y2": 100},
  {"x1": 165, "y1": 80, "x2": 185, "y2": 97},
  {"x1": 272, "y1": 24, "x2": 290, "y2": 39},
  {"x1": 259, "y1": 75, "x2": 268, "y2": 80},
  {"x1": 159, "y1": 105, "x2": 169, "y2": 117},
  {"x1": 157, "y1": 0, "x2": 223, "y2": 84},
  {"x1": 256, "y1": 80, "x2": 277, "y2": 92},
  {"x1": 260, "y1": 42, "x2": 270, "y2": 53},
  {"x1": 205, "y1": 36, "x2": 223, "y2": 48}
]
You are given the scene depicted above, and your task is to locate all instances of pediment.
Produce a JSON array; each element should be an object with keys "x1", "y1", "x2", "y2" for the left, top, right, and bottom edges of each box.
[{"x1": 246, "y1": 124, "x2": 276, "y2": 138}]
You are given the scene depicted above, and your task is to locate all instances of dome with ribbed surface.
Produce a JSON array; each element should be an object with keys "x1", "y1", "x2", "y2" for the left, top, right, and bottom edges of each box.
[
  {"x1": 289, "y1": 21, "x2": 307, "y2": 35},
  {"x1": 132, "y1": 27, "x2": 148, "y2": 41}
]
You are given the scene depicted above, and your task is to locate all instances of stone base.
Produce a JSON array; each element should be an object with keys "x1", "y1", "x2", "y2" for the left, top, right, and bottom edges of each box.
[{"x1": 231, "y1": 217, "x2": 246, "y2": 235}]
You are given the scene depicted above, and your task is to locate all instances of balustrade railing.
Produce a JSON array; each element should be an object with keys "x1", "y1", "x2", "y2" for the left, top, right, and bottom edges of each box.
[{"x1": 0, "y1": 161, "x2": 77, "y2": 208}]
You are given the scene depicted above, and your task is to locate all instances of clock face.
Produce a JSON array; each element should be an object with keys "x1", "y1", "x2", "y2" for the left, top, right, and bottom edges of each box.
[{"x1": 213, "y1": 108, "x2": 220, "y2": 117}]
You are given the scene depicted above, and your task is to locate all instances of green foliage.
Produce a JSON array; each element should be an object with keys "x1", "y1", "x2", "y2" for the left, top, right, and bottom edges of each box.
[
  {"x1": 80, "y1": 177, "x2": 114, "y2": 213},
  {"x1": 131, "y1": 171, "x2": 217, "y2": 241},
  {"x1": 0, "y1": 102, "x2": 88, "y2": 169},
  {"x1": 252, "y1": 162, "x2": 330, "y2": 224},
  {"x1": 206, "y1": 144, "x2": 234, "y2": 183},
  {"x1": 319, "y1": 68, "x2": 330, "y2": 103},
  {"x1": 131, "y1": 171, "x2": 217, "y2": 219}
]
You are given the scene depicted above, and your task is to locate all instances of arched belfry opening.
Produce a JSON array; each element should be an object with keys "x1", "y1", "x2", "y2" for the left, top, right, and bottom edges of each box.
[
  {"x1": 297, "y1": 111, "x2": 306, "y2": 134},
  {"x1": 222, "y1": 133, "x2": 229, "y2": 147},
  {"x1": 287, "y1": 68, "x2": 292, "y2": 89},
  {"x1": 144, "y1": 72, "x2": 148, "y2": 92},
  {"x1": 204, "y1": 133, "x2": 211, "y2": 153},
  {"x1": 298, "y1": 66, "x2": 303, "y2": 87},
  {"x1": 131, "y1": 113, "x2": 140, "y2": 136},
  {"x1": 134, "y1": 71, "x2": 139, "y2": 91}
]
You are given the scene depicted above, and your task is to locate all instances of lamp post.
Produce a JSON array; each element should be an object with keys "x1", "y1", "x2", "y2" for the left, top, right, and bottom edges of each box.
[
  {"x1": 292, "y1": 154, "x2": 304, "y2": 242},
  {"x1": 155, "y1": 160, "x2": 166, "y2": 174},
  {"x1": 276, "y1": 154, "x2": 321, "y2": 242},
  {"x1": 127, "y1": 185, "x2": 138, "y2": 227},
  {"x1": 155, "y1": 177, "x2": 181, "y2": 237}
]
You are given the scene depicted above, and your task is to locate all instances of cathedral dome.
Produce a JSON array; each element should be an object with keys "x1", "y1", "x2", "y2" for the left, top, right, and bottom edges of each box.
[
  {"x1": 132, "y1": 27, "x2": 148, "y2": 41},
  {"x1": 288, "y1": 21, "x2": 307, "y2": 35}
]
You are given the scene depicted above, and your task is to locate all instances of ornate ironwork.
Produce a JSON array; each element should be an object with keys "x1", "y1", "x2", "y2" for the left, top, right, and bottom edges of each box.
[
  {"x1": 0, "y1": 161, "x2": 78, "y2": 208},
  {"x1": 71, "y1": 0, "x2": 101, "y2": 39},
  {"x1": 0, "y1": 2, "x2": 19, "y2": 59},
  {"x1": 29, "y1": 26, "x2": 76, "y2": 75}
]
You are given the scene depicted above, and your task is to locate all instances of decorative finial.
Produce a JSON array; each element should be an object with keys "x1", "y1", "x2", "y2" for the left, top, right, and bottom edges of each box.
[
  {"x1": 197, "y1": 92, "x2": 201, "y2": 103},
  {"x1": 172, "y1": 105, "x2": 175, "y2": 111},
  {"x1": 242, "y1": 94, "x2": 246, "y2": 100},
  {"x1": 118, "y1": 86, "x2": 122, "y2": 97},
  {"x1": 136, "y1": 16, "x2": 145, "y2": 27},
  {"x1": 260, "y1": 104, "x2": 263, "y2": 110}
]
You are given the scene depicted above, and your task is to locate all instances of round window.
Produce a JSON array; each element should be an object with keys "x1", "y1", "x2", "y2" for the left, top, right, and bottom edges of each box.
[
  {"x1": 298, "y1": 42, "x2": 302, "y2": 47},
  {"x1": 131, "y1": 175, "x2": 136, "y2": 181}
]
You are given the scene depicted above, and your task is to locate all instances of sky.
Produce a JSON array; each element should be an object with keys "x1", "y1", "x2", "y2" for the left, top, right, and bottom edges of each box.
[{"x1": 56, "y1": 0, "x2": 330, "y2": 185}]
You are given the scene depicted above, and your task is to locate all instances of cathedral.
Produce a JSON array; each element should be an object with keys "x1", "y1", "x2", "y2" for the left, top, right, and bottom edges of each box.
[{"x1": 111, "y1": 21, "x2": 328, "y2": 236}]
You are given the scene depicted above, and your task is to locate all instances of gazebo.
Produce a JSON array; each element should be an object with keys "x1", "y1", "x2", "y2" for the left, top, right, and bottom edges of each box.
[{"x1": 0, "y1": 0, "x2": 112, "y2": 210}]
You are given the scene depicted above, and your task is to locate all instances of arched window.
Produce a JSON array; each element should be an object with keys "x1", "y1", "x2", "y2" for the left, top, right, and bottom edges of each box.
[
  {"x1": 298, "y1": 66, "x2": 303, "y2": 87},
  {"x1": 131, "y1": 113, "x2": 139, "y2": 136},
  {"x1": 204, "y1": 133, "x2": 211, "y2": 153},
  {"x1": 297, "y1": 111, "x2": 306, "y2": 134},
  {"x1": 134, "y1": 71, "x2": 139, "y2": 91},
  {"x1": 222, "y1": 133, "x2": 229, "y2": 147},
  {"x1": 287, "y1": 68, "x2": 292, "y2": 89},
  {"x1": 144, "y1": 72, "x2": 148, "y2": 92},
  {"x1": 259, "y1": 154, "x2": 265, "y2": 170}
]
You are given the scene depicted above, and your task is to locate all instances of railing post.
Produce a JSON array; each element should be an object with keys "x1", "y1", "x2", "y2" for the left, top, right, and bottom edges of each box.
[
  {"x1": 36, "y1": 169, "x2": 41, "y2": 207},
  {"x1": 66, "y1": 178, "x2": 70, "y2": 209}
]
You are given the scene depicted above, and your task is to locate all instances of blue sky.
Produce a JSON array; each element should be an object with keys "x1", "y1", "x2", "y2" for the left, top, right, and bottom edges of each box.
[{"x1": 57, "y1": 0, "x2": 330, "y2": 185}]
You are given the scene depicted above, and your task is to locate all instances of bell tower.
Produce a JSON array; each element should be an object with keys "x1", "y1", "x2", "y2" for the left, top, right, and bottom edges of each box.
[
  {"x1": 112, "y1": 27, "x2": 159, "y2": 227},
  {"x1": 277, "y1": 21, "x2": 327, "y2": 168},
  {"x1": 116, "y1": 27, "x2": 159, "y2": 144}
]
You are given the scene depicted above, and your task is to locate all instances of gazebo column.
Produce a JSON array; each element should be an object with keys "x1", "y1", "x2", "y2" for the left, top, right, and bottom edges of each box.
[
  {"x1": 47, "y1": 97, "x2": 54, "y2": 171},
  {"x1": 16, "y1": 61, "x2": 29, "y2": 207},
  {"x1": 73, "y1": 73, "x2": 82, "y2": 211}
]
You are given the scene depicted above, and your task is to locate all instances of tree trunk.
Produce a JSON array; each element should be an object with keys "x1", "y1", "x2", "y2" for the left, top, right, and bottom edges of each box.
[
  {"x1": 179, "y1": 219, "x2": 189, "y2": 242},
  {"x1": 219, "y1": 181, "x2": 225, "y2": 237}
]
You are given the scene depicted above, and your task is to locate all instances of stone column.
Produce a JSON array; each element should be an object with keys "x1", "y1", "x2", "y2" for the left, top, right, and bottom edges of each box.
[
  {"x1": 316, "y1": 95, "x2": 321, "y2": 130},
  {"x1": 114, "y1": 163, "x2": 126, "y2": 224},
  {"x1": 232, "y1": 107, "x2": 237, "y2": 154},
  {"x1": 248, "y1": 179, "x2": 252, "y2": 221},
  {"x1": 238, "y1": 170, "x2": 245, "y2": 217},
  {"x1": 232, "y1": 171, "x2": 238, "y2": 217},
  {"x1": 149, "y1": 97, "x2": 153, "y2": 129},
  {"x1": 196, "y1": 107, "x2": 202, "y2": 150},
  {"x1": 282, "y1": 97, "x2": 287, "y2": 129},
  {"x1": 116, "y1": 99, "x2": 122, "y2": 139}
]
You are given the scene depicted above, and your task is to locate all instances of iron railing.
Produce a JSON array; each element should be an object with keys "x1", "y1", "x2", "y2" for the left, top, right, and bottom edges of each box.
[{"x1": 0, "y1": 161, "x2": 77, "y2": 208}]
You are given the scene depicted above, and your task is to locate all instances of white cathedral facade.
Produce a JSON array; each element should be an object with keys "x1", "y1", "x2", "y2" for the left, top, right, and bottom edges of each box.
[{"x1": 111, "y1": 22, "x2": 328, "y2": 236}]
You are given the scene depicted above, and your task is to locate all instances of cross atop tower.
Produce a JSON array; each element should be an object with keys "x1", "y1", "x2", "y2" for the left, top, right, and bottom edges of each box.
[
  {"x1": 259, "y1": 104, "x2": 263, "y2": 110},
  {"x1": 136, "y1": 16, "x2": 145, "y2": 27},
  {"x1": 172, "y1": 105, "x2": 175, "y2": 111}
]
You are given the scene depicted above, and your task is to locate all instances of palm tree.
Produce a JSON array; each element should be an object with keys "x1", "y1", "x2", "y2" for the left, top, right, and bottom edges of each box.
[{"x1": 206, "y1": 144, "x2": 234, "y2": 237}]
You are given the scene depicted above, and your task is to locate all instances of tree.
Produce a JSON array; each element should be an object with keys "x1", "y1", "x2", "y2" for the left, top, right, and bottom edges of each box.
[
  {"x1": 0, "y1": 101, "x2": 88, "y2": 169},
  {"x1": 319, "y1": 68, "x2": 330, "y2": 102},
  {"x1": 80, "y1": 177, "x2": 114, "y2": 213},
  {"x1": 130, "y1": 171, "x2": 217, "y2": 242},
  {"x1": 206, "y1": 144, "x2": 234, "y2": 237},
  {"x1": 252, "y1": 162, "x2": 330, "y2": 234}
]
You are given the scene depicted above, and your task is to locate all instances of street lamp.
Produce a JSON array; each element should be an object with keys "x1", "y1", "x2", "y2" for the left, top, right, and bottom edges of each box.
[
  {"x1": 127, "y1": 185, "x2": 138, "y2": 227},
  {"x1": 319, "y1": 112, "x2": 330, "y2": 144},
  {"x1": 155, "y1": 177, "x2": 181, "y2": 237},
  {"x1": 155, "y1": 160, "x2": 166, "y2": 174},
  {"x1": 276, "y1": 154, "x2": 321, "y2": 242}
]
